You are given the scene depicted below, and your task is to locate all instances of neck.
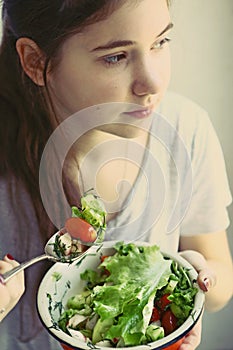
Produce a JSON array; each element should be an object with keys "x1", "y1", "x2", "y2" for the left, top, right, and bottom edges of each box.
[{"x1": 63, "y1": 128, "x2": 149, "y2": 216}]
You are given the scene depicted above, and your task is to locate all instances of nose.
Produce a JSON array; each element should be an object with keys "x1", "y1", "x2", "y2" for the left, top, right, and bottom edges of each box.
[{"x1": 131, "y1": 58, "x2": 161, "y2": 97}]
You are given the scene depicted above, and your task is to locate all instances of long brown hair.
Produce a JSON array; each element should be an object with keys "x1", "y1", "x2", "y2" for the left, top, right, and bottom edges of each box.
[
  {"x1": 0, "y1": 0, "x2": 170, "y2": 240},
  {"x1": 0, "y1": 0, "x2": 127, "y2": 239}
]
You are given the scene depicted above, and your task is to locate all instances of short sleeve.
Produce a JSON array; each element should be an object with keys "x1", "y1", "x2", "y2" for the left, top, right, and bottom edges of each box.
[{"x1": 180, "y1": 110, "x2": 232, "y2": 235}]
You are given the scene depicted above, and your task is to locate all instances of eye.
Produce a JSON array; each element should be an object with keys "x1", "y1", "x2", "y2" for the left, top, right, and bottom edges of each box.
[
  {"x1": 152, "y1": 37, "x2": 171, "y2": 50},
  {"x1": 103, "y1": 53, "x2": 127, "y2": 67}
]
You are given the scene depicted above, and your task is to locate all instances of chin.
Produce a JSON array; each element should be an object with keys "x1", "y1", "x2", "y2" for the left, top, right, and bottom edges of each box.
[
  {"x1": 97, "y1": 121, "x2": 151, "y2": 139},
  {"x1": 99, "y1": 125, "x2": 143, "y2": 139}
]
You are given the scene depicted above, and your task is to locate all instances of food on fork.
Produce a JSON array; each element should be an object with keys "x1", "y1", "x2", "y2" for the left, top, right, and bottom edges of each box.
[{"x1": 52, "y1": 191, "x2": 106, "y2": 259}]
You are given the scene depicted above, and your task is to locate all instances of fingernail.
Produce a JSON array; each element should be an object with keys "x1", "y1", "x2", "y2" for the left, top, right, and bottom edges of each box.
[
  {"x1": 203, "y1": 277, "x2": 210, "y2": 292},
  {"x1": 6, "y1": 254, "x2": 14, "y2": 260}
]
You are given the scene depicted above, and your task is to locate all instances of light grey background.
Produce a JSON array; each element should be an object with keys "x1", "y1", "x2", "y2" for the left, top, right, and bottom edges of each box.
[
  {"x1": 0, "y1": 1, "x2": 232, "y2": 350},
  {"x1": 169, "y1": 1, "x2": 233, "y2": 349}
]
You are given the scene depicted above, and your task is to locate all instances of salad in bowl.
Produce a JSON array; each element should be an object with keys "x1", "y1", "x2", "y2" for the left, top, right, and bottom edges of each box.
[{"x1": 37, "y1": 241, "x2": 205, "y2": 350}]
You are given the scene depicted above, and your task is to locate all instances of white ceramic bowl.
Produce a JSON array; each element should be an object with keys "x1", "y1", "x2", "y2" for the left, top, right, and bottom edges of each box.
[{"x1": 37, "y1": 241, "x2": 205, "y2": 350}]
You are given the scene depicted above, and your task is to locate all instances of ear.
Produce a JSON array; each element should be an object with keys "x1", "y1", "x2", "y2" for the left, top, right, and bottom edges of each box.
[{"x1": 16, "y1": 37, "x2": 46, "y2": 86}]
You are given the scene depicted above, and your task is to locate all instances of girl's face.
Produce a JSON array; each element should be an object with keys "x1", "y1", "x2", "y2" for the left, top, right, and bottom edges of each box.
[{"x1": 48, "y1": 0, "x2": 172, "y2": 122}]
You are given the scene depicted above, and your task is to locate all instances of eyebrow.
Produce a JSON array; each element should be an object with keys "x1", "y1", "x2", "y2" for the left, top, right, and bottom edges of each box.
[
  {"x1": 91, "y1": 22, "x2": 174, "y2": 52},
  {"x1": 159, "y1": 22, "x2": 174, "y2": 37}
]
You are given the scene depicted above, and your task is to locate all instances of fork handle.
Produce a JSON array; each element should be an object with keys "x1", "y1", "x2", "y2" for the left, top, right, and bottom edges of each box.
[{"x1": 0, "y1": 254, "x2": 56, "y2": 284}]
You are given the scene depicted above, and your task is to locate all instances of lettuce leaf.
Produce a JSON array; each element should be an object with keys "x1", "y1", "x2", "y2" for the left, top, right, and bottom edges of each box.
[
  {"x1": 89, "y1": 243, "x2": 172, "y2": 346},
  {"x1": 72, "y1": 192, "x2": 106, "y2": 231}
]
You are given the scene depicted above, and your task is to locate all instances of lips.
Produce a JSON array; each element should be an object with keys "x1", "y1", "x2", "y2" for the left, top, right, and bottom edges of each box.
[{"x1": 123, "y1": 105, "x2": 154, "y2": 119}]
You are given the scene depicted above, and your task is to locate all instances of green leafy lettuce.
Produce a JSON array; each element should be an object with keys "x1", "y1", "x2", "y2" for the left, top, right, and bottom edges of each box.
[
  {"x1": 58, "y1": 242, "x2": 198, "y2": 347},
  {"x1": 71, "y1": 191, "x2": 106, "y2": 241},
  {"x1": 85, "y1": 242, "x2": 171, "y2": 346}
]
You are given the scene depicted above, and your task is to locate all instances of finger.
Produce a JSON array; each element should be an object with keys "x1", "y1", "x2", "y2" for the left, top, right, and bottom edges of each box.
[
  {"x1": 179, "y1": 250, "x2": 208, "y2": 271},
  {"x1": 0, "y1": 282, "x2": 11, "y2": 308},
  {"x1": 3, "y1": 254, "x2": 23, "y2": 284},
  {"x1": 0, "y1": 256, "x2": 25, "y2": 321},
  {"x1": 179, "y1": 251, "x2": 216, "y2": 292},
  {"x1": 4, "y1": 255, "x2": 25, "y2": 282},
  {"x1": 179, "y1": 318, "x2": 202, "y2": 350},
  {"x1": 0, "y1": 255, "x2": 19, "y2": 284},
  {"x1": 4, "y1": 254, "x2": 20, "y2": 268},
  {"x1": 179, "y1": 336, "x2": 200, "y2": 350},
  {"x1": 197, "y1": 268, "x2": 217, "y2": 292},
  {"x1": 1, "y1": 255, "x2": 25, "y2": 298},
  {"x1": 0, "y1": 260, "x2": 15, "y2": 275}
]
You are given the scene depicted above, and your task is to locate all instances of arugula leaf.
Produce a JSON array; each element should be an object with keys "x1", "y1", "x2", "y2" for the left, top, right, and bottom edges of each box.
[{"x1": 164, "y1": 260, "x2": 198, "y2": 324}]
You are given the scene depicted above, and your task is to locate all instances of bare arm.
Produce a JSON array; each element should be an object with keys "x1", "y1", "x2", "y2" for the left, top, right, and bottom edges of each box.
[{"x1": 179, "y1": 230, "x2": 233, "y2": 312}]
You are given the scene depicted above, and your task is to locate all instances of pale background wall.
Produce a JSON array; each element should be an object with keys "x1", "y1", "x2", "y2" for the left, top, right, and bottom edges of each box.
[
  {"x1": 169, "y1": 1, "x2": 233, "y2": 349},
  {"x1": 0, "y1": 1, "x2": 232, "y2": 349}
]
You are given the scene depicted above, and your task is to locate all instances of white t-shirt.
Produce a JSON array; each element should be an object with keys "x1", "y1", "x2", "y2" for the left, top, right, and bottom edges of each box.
[
  {"x1": 105, "y1": 92, "x2": 232, "y2": 253},
  {"x1": 0, "y1": 92, "x2": 231, "y2": 349}
]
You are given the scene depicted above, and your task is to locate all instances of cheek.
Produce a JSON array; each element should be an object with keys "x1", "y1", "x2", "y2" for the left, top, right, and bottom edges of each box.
[
  {"x1": 87, "y1": 75, "x2": 128, "y2": 103},
  {"x1": 48, "y1": 67, "x2": 98, "y2": 114},
  {"x1": 48, "y1": 58, "x2": 129, "y2": 114}
]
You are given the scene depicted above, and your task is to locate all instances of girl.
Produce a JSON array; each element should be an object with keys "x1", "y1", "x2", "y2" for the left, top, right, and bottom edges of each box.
[{"x1": 0, "y1": 1, "x2": 232, "y2": 349}]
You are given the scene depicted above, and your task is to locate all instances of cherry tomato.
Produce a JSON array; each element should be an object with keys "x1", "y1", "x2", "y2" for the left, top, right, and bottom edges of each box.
[
  {"x1": 161, "y1": 310, "x2": 177, "y2": 335},
  {"x1": 65, "y1": 217, "x2": 97, "y2": 242},
  {"x1": 100, "y1": 255, "x2": 109, "y2": 263},
  {"x1": 100, "y1": 255, "x2": 110, "y2": 275},
  {"x1": 156, "y1": 293, "x2": 171, "y2": 311},
  {"x1": 150, "y1": 307, "x2": 161, "y2": 323}
]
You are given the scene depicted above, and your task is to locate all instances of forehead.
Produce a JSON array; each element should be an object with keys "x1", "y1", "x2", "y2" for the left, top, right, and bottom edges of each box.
[{"x1": 69, "y1": 0, "x2": 170, "y2": 49}]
